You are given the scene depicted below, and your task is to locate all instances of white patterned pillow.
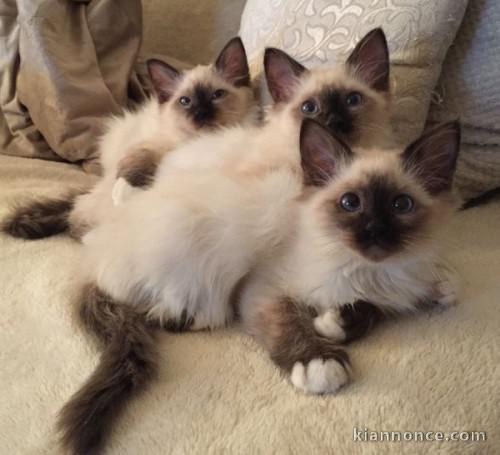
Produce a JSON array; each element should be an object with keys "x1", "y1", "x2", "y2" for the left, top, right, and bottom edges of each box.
[{"x1": 239, "y1": 0, "x2": 468, "y2": 146}]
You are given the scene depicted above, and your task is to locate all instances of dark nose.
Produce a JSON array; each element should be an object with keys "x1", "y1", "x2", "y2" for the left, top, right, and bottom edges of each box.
[
  {"x1": 327, "y1": 114, "x2": 350, "y2": 135},
  {"x1": 365, "y1": 220, "x2": 386, "y2": 239},
  {"x1": 194, "y1": 105, "x2": 214, "y2": 125}
]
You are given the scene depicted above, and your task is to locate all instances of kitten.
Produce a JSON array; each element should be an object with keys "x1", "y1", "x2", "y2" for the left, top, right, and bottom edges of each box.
[
  {"x1": 239, "y1": 119, "x2": 461, "y2": 395},
  {"x1": 2, "y1": 37, "x2": 256, "y2": 240},
  {"x1": 57, "y1": 29, "x2": 394, "y2": 454}
]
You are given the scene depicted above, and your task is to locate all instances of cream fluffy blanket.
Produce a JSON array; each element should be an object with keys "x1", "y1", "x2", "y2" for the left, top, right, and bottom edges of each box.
[{"x1": 1, "y1": 154, "x2": 499, "y2": 454}]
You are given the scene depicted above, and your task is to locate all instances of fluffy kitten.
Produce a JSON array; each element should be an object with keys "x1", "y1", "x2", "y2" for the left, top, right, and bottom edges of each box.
[
  {"x1": 2, "y1": 37, "x2": 255, "y2": 240},
  {"x1": 239, "y1": 119, "x2": 461, "y2": 395},
  {"x1": 57, "y1": 29, "x2": 394, "y2": 455}
]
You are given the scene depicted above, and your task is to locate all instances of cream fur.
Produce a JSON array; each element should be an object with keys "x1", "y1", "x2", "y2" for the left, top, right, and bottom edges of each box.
[
  {"x1": 82, "y1": 164, "x2": 301, "y2": 329},
  {"x1": 81, "y1": 57, "x2": 395, "y2": 330},
  {"x1": 239, "y1": 147, "x2": 459, "y2": 346},
  {"x1": 70, "y1": 63, "x2": 256, "y2": 231},
  {"x1": 290, "y1": 358, "x2": 349, "y2": 394}
]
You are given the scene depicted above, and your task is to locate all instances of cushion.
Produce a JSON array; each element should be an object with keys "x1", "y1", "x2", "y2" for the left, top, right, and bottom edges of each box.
[
  {"x1": 239, "y1": 0, "x2": 468, "y2": 146},
  {"x1": 428, "y1": 0, "x2": 500, "y2": 199},
  {"x1": 0, "y1": 0, "x2": 144, "y2": 163}
]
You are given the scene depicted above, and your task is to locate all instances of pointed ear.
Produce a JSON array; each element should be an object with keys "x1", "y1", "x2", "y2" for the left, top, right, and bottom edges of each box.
[
  {"x1": 147, "y1": 59, "x2": 181, "y2": 104},
  {"x1": 300, "y1": 119, "x2": 353, "y2": 187},
  {"x1": 215, "y1": 37, "x2": 250, "y2": 87},
  {"x1": 347, "y1": 28, "x2": 390, "y2": 93},
  {"x1": 402, "y1": 121, "x2": 461, "y2": 195},
  {"x1": 264, "y1": 48, "x2": 308, "y2": 103}
]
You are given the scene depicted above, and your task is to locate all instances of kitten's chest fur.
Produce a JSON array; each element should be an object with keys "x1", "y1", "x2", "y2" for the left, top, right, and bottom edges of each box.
[{"x1": 288, "y1": 244, "x2": 437, "y2": 312}]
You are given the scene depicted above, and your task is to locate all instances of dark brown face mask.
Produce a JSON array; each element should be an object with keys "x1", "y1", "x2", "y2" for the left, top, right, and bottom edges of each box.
[
  {"x1": 298, "y1": 118, "x2": 461, "y2": 261},
  {"x1": 264, "y1": 28, "x2": 390, "y2": 144}
]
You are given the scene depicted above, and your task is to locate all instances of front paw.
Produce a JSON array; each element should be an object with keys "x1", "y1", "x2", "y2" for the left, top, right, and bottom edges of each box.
[
  {"x1": 314, "y1": 302, "x2": 382, "y2": 344},
  {"x1": 112, "y1": 177, "x2": 136, "y2": 206},
  {"x1": 313, "y1": 309, "x2": 346, "y2": 342},
  {"x1": 117, "y1": 148, "x2": 159, "y2": 188},
  {"x1": 290, "y1": 358, "x2": 349, "y2": 394},
  {"x1": 434, "y1": 279, "x2": 458, "y2": 308}
]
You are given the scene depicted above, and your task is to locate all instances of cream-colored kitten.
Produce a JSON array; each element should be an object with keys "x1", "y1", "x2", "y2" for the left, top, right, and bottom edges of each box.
[
  {"x1": 3, "y1": 37, "x2": 256, "y2": 240},
  {"x1": 239, "y1": 119, "x2": 461, "y2": 395}
]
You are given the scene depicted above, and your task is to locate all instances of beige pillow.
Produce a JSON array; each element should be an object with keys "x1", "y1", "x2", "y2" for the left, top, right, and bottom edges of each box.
[
  {"x1": 428, "y1": 0, "x2": 500, "y2": 199},
  {"x1": 239, "y1": 0, "x2": 468, "y2": 146}
]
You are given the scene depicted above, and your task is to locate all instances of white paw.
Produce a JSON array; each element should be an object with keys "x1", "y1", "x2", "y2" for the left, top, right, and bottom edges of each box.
[
  {"x1": 313, "y1": 309, "x2": 345, "y2": 341},
  {"x1": 290, "y1": 358, "x2": 349, "y2": 394},
  {"x1": 111, "y1": 177, "x2": 135, "y2": 206},
  {"x1": 435, "y1": 279, "x2": 458, "y2": 307}
]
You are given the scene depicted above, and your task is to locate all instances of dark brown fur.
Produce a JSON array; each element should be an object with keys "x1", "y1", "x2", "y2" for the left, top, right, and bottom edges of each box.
[
  {"x1": 57, "y1": 284, "x2": 158, "y2": 455},
  {"x1": 346, "y1": 28, "x2": 389, "y2": 92},
  {"x1": 253, "y1": 297, "x2": 349, "y2": 373},
  {"x1": 402, "y1": 121, "x2": 461, "y2": 195},
  {"x1": 292, "y1": 84, "x2": 386, "y2": 148},
  {"x1": 461, "y1": 186, "x2": 500, "y2": 210},
  {"x1": 339, "y1": 301, "x2": 383, "y2": 343},
  {"x1": 2, "y1": 190, "x2": 84, "y2": 240},
  {"x1": 163, "y1": 308, "x2": 195, "y2": 332},
  {"x1": 327, "y1": 175, "x2": 431, "y2": 261},
  {"x1": 116, "y1": 148, "x2": 162, "y2": 188}
]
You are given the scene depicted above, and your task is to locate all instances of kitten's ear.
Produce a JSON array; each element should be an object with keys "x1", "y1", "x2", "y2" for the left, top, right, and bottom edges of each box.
[
  {"x1": 147, "y1": 59, "x2": 181, "y2": 104},
  {"x1": 264, "y1": 48, "x2": 308, "y2": 103},
  {"x1": 402, "y1": 121, "x2": 461, "y2": 195},
  {"x1": 300, "y1": 119, "x2": 353, "y2": 187},
  {"x1": 215, "y1": 37, "x2": 250, "y2": 87},
  {"x1": 347, "y1": 28, "x2": 390, "y2": 93}
]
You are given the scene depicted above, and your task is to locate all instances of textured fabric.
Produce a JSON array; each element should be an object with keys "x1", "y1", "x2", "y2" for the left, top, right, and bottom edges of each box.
[
  {"x1": 428, "y1": 0, "x2": 500, "y2": 199},
  {"x1": 239, "y1": 0, "x2": 468, "y2": 146},
  {"x1": 0, "y1": 155, "x2": 499, "y2": 454},
  {"x1": 0, "y1": 0, "x2": 145, "y2": 163},
  {"x1": 142, "y1": 0, "x2": 247, "y2": 64}
]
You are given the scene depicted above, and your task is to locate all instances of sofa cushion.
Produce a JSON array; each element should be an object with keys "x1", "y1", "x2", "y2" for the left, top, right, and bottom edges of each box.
[
  {"x1": 428, "y1": 0, "x2": 500, "y2": 199},
  {"x1": 239, "y1": 0, "x2": 468, "y2": 146}
]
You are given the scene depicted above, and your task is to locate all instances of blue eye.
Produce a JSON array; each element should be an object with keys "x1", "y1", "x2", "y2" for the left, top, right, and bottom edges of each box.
[
  {"x1": 179, "y1": 96, "x2": 191, "y2": 106},
  {"x1": 346, "y1": 92, "x2": 363, "y2": 107},
  {"x1": 301, "y1": 99, "x2": 319, "y2": 115},
  {"x1": 212, "y1": 89, "x2": 226, "y2": 100},
  {"x1": 340, "y1": 192, "x2": 361, "y2": 212},
  {"x1": 392, "y1": 194, "x2": 414, "y2": 214}
]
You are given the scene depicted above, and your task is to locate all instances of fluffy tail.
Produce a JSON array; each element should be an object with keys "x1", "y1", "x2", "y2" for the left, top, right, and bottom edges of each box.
[
  {"x1": 2, "y1": 191, "x2": 82, "y2": 239},
  {"x1": 57, "y1": 284, "x2": 158, "y2": 455}
]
